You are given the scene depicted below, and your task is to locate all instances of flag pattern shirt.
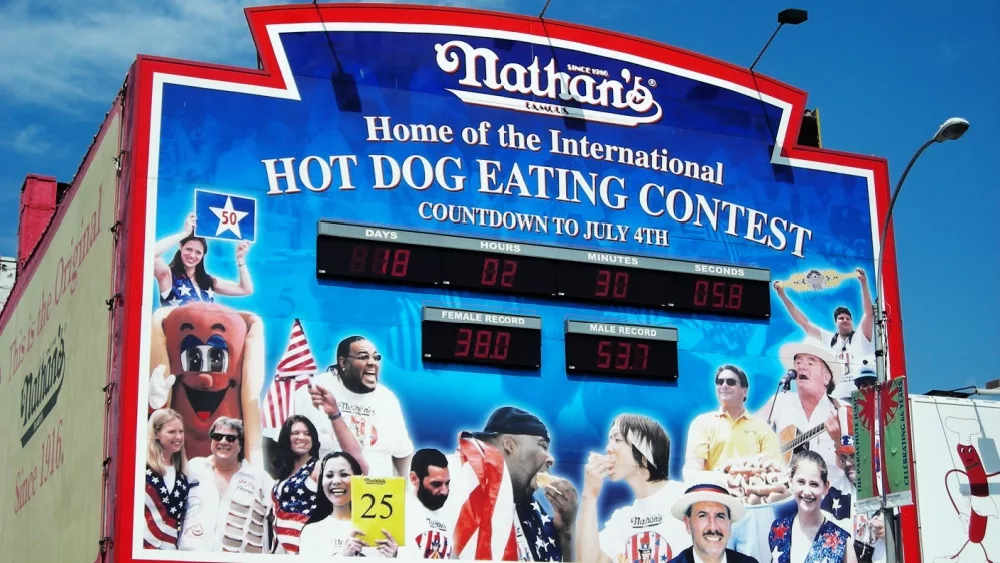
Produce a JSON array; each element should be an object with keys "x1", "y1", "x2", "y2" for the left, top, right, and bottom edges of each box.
[
  {"x1": 515, "y1": 497, "x2": 563, "y2": 561},
  {"x1": 768, "y1": 516, "x2": 850, "y2": 563},
  {"x1": 144, "y1": 465, "x2": 191, "y2": 550},
  {"x1": 270, "y1": 457, "x2": 319, "y2": 554},
  {"x1": 160, "y1": 275, "x2": 213, "y2": 307}
]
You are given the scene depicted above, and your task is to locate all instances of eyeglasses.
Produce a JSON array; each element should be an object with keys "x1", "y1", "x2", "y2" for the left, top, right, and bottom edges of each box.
[
  {"x1": 715, "y1": 378, "x2": 740, "y2": 387},
  {"x1": 347, "y1": 353, "x2": 382, "y2": 362},
  {"x1": 210, "y1": 433, "x2": 239, "y2": 443}
]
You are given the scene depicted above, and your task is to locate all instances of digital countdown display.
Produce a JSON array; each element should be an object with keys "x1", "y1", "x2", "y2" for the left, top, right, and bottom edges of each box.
[
  {"x1": 421, "y1": 306, "x2": 543, "y2": 369},
  {"x1": 564, "y1": 321, "x2": 679, "y2": 380},
  {"x1": 317, "y1": 221, "x2": 772, "y2": 318}
]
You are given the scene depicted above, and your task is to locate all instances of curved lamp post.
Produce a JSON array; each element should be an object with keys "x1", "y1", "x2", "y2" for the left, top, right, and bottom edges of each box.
[{"x1": 873, "y1": 116, "x2": 969, "y2": 563}]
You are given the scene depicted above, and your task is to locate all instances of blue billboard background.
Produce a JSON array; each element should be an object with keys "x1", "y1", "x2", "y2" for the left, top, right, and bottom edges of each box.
[{"x1": 145, "y1": 25, "x2": 876, "y2": 559}]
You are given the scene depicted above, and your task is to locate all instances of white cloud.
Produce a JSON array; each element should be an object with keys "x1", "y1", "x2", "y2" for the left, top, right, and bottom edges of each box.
[
  {"x1": 7, "y1": 125, "x2": 51, "y2": 155},
  {"x1": 0, "y1": 0, "x2": 519, "y2": 113}
]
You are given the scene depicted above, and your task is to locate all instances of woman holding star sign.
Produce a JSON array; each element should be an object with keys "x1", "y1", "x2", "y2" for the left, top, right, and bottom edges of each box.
[{"x1": 153, "y1": 211, "x2": 255, "y2": 306}]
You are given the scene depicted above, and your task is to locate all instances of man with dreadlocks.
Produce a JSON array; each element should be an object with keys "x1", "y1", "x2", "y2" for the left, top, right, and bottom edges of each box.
[
  {"x1": 773, "y1": 267, "x2": 874, "y2": 401},
  {"x1": 576, "y1": 414, "x2": 690, "y2": 563}
]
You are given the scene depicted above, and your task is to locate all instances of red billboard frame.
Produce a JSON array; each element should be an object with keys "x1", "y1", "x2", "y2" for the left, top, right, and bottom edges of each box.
[{"x1": 111, "y1": 4, "x2": 915, "y2": 562}]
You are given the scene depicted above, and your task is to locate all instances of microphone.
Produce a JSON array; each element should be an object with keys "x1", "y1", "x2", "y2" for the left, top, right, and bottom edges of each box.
[{"x1": 780, "y1": 369, "x2": 797, "y2": 391}]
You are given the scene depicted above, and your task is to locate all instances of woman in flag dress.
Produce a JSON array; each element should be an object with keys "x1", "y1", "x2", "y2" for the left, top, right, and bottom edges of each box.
[
  {"x1": 267, "y1": 415, "x2": 323, "y2": 555},
  {"x1": 153, "y1": 212, "x2": 254, "y2": 306},
  {"x1": 299, "y1": 451, "x2": 400, "y2": 557},
  {"x1": 144, "y1": 408, "x2": 191, "y2": 551},
  {"x1": 768, "y1": 451, "x2": 857, "y2": 563}
]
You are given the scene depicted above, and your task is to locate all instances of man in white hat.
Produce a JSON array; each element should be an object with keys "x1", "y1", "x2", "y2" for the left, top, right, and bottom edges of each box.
[
  {"x1": 756, "y1": 340, "x2": 849, "y2": 484},
  {"x1": 666, "y1": 475, "x2": 758, "y2": 563}
]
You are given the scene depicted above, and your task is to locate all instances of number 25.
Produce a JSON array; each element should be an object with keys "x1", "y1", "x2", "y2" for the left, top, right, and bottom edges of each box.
[{"x1": 360, "y1": 493, "x2": 394, "y2": 519}]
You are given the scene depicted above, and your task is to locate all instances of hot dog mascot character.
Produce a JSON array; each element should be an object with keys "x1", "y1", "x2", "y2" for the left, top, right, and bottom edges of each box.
[{"x1": 147, "y1": 302, "x2": 264, "y2": 462}]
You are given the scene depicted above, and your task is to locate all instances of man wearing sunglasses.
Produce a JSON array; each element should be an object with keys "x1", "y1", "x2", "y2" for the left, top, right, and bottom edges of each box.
[
  {"x1": 294, "y1": 335, "x2": 415, "y2": 478},
  {"x1": 683, "y1": 364, "x2": 782, "y2": 478},
  {"x1": 179, "y1": 417, "x2": 273, "y2": 553}
]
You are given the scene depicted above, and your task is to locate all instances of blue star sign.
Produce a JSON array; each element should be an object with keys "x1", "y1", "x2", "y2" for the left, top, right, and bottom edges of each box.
[{"x1": 194, "y1": 190, "x2": 257, "y2": 242}]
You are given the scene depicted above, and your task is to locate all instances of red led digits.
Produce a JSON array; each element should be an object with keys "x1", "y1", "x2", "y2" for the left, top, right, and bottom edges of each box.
[
  {"x1": 481, "y1": 258, "x2": 518, "y2": 288},
  {"x1": 693, "y1": 279, "x2": 744, "y2": 310},
  {"x1": 595, "y1": 270, "x2": 629, "y2": 298},
  {"x1": 595, "y1": 339, "x2": 651, "y2": 372},
  {"x1": 454, "y1": 328, "x2": 511, "y2": 360},
  {"x1": 349, "y1": 244, "x2": 411, "y2": 278}
]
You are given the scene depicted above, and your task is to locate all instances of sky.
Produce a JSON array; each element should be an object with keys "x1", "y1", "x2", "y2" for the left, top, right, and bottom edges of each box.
[{"x1": 1, "y1": 0, "x2": 997, "y2": 396}]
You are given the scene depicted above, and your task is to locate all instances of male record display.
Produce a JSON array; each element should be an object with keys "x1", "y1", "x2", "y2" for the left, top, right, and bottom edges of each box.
[{"x1": 123, "y1": 4, "x2": 903, "y2": 563}]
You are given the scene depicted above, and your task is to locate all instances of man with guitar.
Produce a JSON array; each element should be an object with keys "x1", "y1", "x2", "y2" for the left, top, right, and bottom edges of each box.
[{"x1": 756, "y1": 341, "x2": 850, "y2": 485}]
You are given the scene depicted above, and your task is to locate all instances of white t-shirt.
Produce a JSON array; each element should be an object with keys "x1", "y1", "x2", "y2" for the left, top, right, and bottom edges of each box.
[
  {"x1": 300, "y1": 516, "x2": 377, "y2": 557},
  {"x1": 818, "y1": 330, "x2": 875, "y2": 401},
  {"x1": 769, "y1": 392, "x2": 845, "y2": 484},
  {"x1": 178, "y1": 458, "x2": 272, "y2": 553},
  {"x1": 790, "y1": 518, "x2": 812, "y2": 563},
  {"x1": 294, "y1": 372, "x2": 415, "y2": 477},
  {"x1": 400, "y1": 490, "x2": 459, "y2": 559},
  {"x1": 598, "y1": 480, "x2": 691, "y2": 563}
]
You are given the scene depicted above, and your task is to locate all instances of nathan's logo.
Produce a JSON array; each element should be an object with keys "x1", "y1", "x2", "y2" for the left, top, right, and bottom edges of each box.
[
  {"x1": 20, "y1": 325, "x2": 67, "y2": 447},
  {"x1": 434, "y1": 40, "x2": 663, "y2": 127},
  {"x1": 631, "y1": 514, "x2": 663, "y2": 527}
]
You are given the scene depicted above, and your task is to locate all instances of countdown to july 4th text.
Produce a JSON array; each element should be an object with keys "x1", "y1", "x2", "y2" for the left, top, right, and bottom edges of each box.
[{"x1": 259, "y1": 116, "x2": 815, "y2": 258}]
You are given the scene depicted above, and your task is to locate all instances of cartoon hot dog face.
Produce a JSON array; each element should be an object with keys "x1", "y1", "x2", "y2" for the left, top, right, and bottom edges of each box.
[{"x1": 162, "y1": 303, "x2": 249, "y2": 458}]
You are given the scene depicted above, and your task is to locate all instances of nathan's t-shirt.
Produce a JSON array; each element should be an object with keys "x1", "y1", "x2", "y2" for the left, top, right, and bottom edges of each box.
[
  {"x1": 295, "y1": 372, "x2": 415, "y2": 477},
  {"x1": 400, "y1": 491, "x2": 459, "y2": 559},
  {"x1": 299, "y1": 517, "x2": 378, "y2": 557},
  {"x1": 598, "y1": 481, "x2": 691, "y2": 563}
]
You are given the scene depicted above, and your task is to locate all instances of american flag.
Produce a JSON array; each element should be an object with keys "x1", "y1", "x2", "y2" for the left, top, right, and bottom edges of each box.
[
  {"x1": 143, "y1": 466, "x2": 189, "y2": 550},
  {"x1": 452, "y1": 434, "x2": 521, "y2": 560},
  {"x1": 271, "y1": 457, "x2": 318, "y2": 554},
  {"x1": 822, "y1": 484, "x2": 853, "y2": 521},
  {"x1": 261, "y1": 318, "x2": 318, "y2": 429}
]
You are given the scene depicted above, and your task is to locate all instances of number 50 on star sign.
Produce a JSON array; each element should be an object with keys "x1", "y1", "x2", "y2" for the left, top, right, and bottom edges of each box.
[{"x1": 194, "y1": 189, "x2": 258, "y2": 243}]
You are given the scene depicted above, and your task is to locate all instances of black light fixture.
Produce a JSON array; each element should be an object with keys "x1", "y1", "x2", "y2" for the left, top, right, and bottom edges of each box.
[
  {"x1": 749, "y1": 8, "x2": 809, "y2": 72},
  {"x1": 778, "y1": 8, "x2": 808, "y2": 25}
]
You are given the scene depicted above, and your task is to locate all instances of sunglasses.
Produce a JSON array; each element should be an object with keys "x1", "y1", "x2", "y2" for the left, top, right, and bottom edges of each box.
[
  {"x1": 210, "y1": 433, "x2": 239, "y2": 443},
  {"x1": 715, "y1": 377, "x2": 740, "y2": 387}
]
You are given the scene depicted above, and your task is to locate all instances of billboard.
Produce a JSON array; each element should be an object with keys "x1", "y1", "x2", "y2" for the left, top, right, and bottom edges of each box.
[
  {"x1": 909, "y1": 395, "x2": 1000, "y2": 563},
  {"x1": 0, "y1": 110, "x2": 119, "y2": 560},
  {"x1": 120, "y1": 5, "x2": 901, "y2": 563}
]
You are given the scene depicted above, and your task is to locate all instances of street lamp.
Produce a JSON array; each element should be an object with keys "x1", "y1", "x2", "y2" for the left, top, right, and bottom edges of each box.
[{"x1": 872, "y1": 116, "x2": 969, "y2": 563}]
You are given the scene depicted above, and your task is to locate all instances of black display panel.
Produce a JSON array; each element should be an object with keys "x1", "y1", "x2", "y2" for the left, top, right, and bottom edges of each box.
[
  {"x1": 665, "y1": 273, "x2": 772, "y2": 319},
  {"x1": 442, "y1": 251, "x2": 558, "y2": 296},
  {"x1": 317, "y1": 222, "x2": 771, "y2": 318},
  {"x1": 317, "y1": 237, "x2": 441, "y2": 285},
  {"x1": 422, "y1": 307, "x2": 542, "y2": 369},
  {"x1": 564, "y1": 321, "x2": 679, "y2": 380},
  {"x1": 557, "y1": 263, "x2": 666, "y2": 307}
]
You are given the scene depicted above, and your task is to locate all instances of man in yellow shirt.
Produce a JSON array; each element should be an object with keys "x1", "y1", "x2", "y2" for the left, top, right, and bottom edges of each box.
[{"x1": 683, "y1": 364, "x2": 782, "y2": 478}]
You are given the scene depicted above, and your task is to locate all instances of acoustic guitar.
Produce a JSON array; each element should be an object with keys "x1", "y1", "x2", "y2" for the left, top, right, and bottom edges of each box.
[{"x1": 777, "y1": 403, "x2": 852, "y2": 463}]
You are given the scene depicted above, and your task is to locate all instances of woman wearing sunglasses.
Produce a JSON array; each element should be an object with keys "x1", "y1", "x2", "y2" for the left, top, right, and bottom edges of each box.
[{"x1": 178, "y1": 417, "x2": 272, "y2": 554}]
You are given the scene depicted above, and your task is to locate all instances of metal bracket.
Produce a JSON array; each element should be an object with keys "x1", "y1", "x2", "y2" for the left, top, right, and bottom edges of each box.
[
  {"x1": 102, "y1": 382, "x2": 115, "y2": 405},
  {"x1": 98, "y1": 537, "x2": 113, "y2": 553},
  {"x1": 106, "y1": 293, "x2": 123, "y2": 311},
  {"x1": 109, "y1": 220, "x2": 123, "y2": 243},
  {"x1": 113, "y1": 150, "x2": 127, "y2": 173}
]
